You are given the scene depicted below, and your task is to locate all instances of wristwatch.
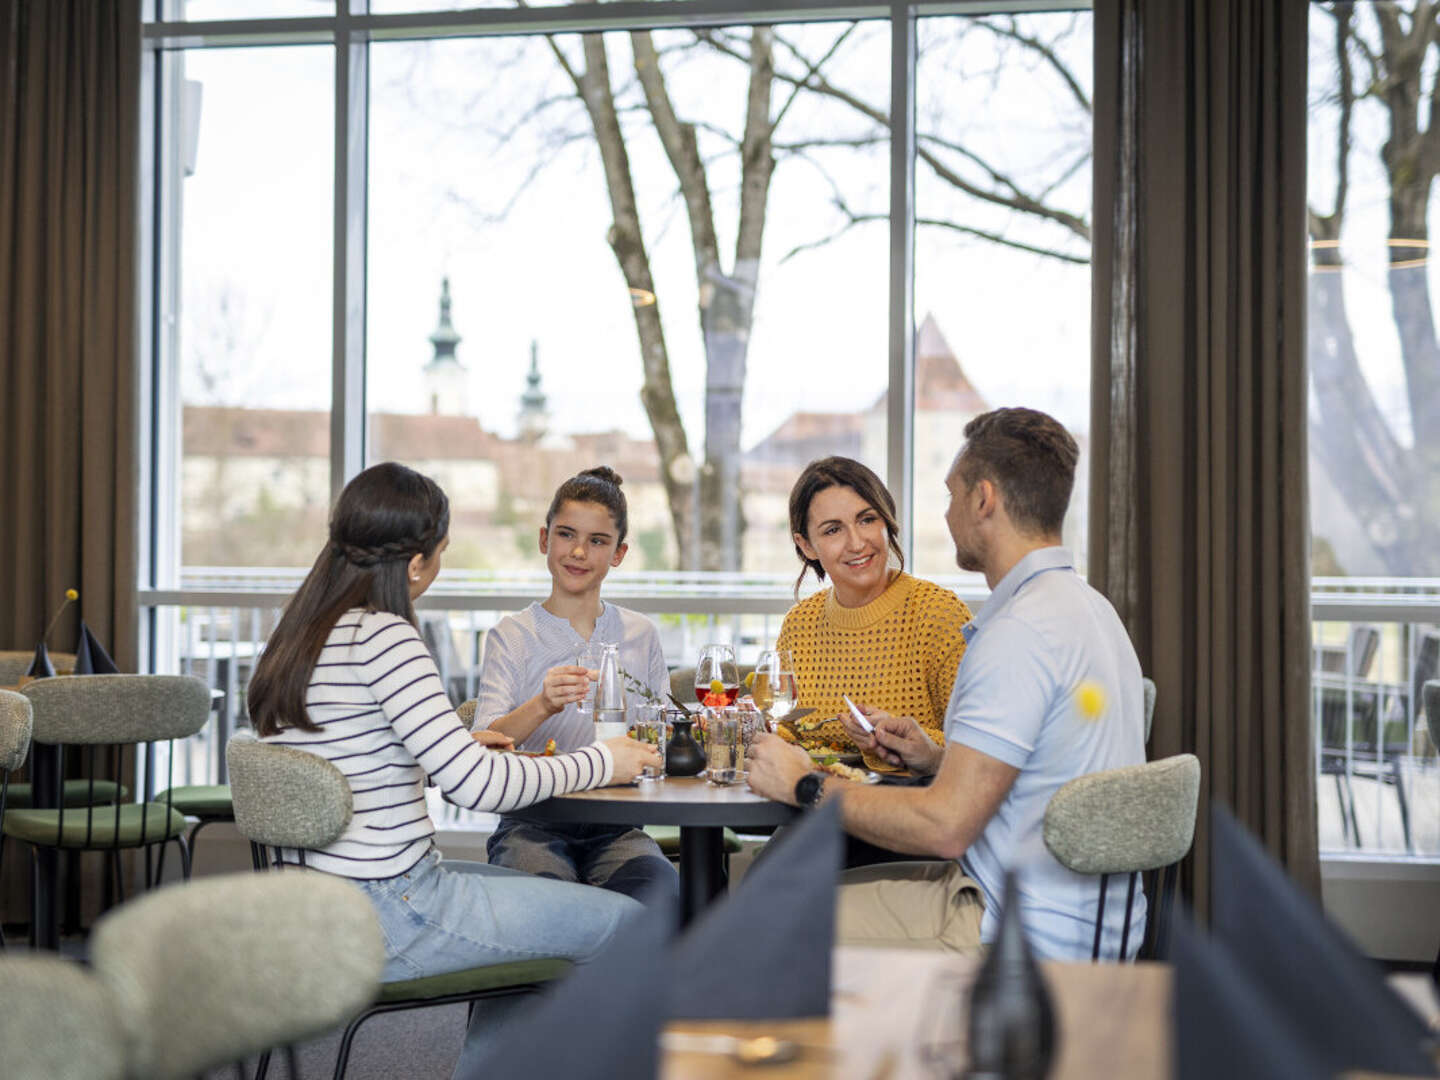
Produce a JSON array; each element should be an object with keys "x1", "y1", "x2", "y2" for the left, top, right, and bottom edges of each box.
[{"x1": 794, "y1": 770, "x2": 827, "y2": 808}]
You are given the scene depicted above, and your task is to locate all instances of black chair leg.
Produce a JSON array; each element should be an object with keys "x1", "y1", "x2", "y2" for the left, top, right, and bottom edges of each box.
[
  {"x1": 333, "y1": 1007, "x2": 377, "y2": 1080},
  {"x1": 255, "y1": 1049, "x2": 272, "y2": 1080},
  {"x1": 176, "y1": 834, "x2": 193, "y2": 882},
  {"x1": 1392, "y1": 762, "x2": 1412, "y2": 852},
  {"x1": 286, "y1": 1045, "x2": 301, "y2": 1080},
  {"x1": 1091, "y1": 874, "x2": 1109, "y2": 961}
]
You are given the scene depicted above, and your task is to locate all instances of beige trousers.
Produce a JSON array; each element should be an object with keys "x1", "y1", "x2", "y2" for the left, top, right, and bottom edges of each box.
[{"x1": 836, "y1": 860, "x2": 986, "y2": 953}]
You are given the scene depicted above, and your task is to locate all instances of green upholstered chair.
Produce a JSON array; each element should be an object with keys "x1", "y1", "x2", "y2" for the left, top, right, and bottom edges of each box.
[
  {"x1": 0, "y1": 688, "x2": 33, "y2": 947},
  {"x1": 1042, "y1": 753, "x2": 1201, "y2": 962},
  {"x1": 90, "y1": 871, "x2": 384, "y2": 1080},
  {"x1": 150, "y1": 782, "x2": 232, "y2": 874},
  {"x1": 226, "y1": 731, "x2": 573, "y2": 1080},
  {"x1": 3, "y1": 675, "x2": 211, "y2": 942},
  {"x1": 0, "y1": 952, "x2": 125, "y2": 1080}
]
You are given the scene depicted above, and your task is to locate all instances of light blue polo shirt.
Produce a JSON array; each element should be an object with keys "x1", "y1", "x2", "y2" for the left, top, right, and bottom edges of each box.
[{"x1": 946, "y1": 546, "x2": 1147, "y2": 961}]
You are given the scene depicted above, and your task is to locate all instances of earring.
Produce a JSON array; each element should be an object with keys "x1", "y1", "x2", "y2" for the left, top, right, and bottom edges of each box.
[{"x1": 411, "y1": 574, "x2": 420, "y2": 582}]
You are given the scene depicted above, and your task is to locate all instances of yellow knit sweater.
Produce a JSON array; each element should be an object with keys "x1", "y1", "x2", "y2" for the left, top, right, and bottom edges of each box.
[{"x1": 775, "y1": 572, "x2": 972, "y2": 753}]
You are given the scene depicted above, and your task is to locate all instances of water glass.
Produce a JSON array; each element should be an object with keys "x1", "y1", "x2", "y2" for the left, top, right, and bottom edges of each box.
[
  {"x1": 705, "y1": 707, "x2": 744, "y2": 785},
  {"x1": 574, "y1": 643, "x2": 601, "y2": 717},
  {"x1": 631, "y1": 703, "x2": 667, "y2": 781}
]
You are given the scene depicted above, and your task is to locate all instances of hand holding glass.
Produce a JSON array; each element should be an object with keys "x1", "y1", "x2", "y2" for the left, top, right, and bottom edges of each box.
[{"x1": 574, "y1": 644, "x2": 601, "y2": 716}]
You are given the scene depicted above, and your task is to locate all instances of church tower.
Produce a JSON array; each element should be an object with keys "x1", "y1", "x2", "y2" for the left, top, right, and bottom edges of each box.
[
  {"x1": 517, "y1": 340, "x2": 550, "y2": 443},
  {"x1": 423, "y1": 277, "x2": 469, "y2": 416}
]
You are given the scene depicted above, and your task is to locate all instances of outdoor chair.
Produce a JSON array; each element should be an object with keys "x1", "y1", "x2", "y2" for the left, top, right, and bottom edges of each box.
[
  {"x1": 0, "y1": 951, "x2": 125, "y2": 1080},
  {"x1": 89, "y1": 871, "x2": 383, "y2": 1080},
  {"x1": 2, "y1": 675, "x2": 210, "y2": 946},
  {"x1": 226, "y1": 731, "x2": 573, "y2": 1080},
  {"x1": 0, "y1": 687, "x2": 33, "y2": 947},
  {"x1": 0, "y1": 650, "x2": 78, "y2": 684},
  {"x1": 1042, "y1": 753, "x2": 1201, "y2": 961}
]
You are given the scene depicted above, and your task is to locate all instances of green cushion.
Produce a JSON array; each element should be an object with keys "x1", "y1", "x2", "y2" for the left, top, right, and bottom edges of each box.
[
  {"x1": 377, "y1": 957, "x2": 572, "y2": 1002},
  {"x1": 154, "y1": 784, "x2": 233, "y2": 819},
  {"x1": 3, "y1": 780, "x2": 128, "y2": 809},
  {"x1": 645, "y1": 824, "x2": 743, "y2": 857},
  {"x1": 2, "y1": 804, "x2": 188, "y2": 848}
]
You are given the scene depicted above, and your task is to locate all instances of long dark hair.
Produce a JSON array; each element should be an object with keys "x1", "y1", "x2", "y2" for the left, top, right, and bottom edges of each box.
[
  {"x1": 248, "y1": 462, "x2": 451, "y2": 736},
  {"x1": 788, "y1": 456, "x2": 904, "y2": 597},
  {"x1": 545, "y1": 466, "x2": 628, "y2": 543}
]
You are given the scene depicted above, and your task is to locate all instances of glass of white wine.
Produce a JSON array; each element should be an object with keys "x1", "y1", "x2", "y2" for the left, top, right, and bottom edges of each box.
[{"x1": 752, "y1": 649, "x2": 798, "y2": 730}]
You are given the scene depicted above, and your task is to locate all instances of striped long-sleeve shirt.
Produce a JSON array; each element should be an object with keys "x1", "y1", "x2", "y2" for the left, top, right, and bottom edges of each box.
[{"x1": 262, "y1": 608, "x2": 614, "y2": 880}]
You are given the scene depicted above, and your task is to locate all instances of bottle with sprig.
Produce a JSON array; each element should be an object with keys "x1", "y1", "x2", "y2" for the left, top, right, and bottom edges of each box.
[{"x1": 25, "y1": 588, "x2": 78, "y2": 681}]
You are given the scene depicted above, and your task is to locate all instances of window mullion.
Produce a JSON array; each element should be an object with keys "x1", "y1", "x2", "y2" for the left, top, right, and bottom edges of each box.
[
  {"x1": 332, "y1": 5, "x2": 368, "y2": 500},
  {"x1": 887, "y1": 1, "x2": 917, "y2": 566}
]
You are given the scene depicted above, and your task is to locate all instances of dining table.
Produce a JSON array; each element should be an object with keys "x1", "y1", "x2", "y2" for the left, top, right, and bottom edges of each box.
[
  {"x1": 662, "y1": 946, "x2": 1173, "y2": 1079},
  {"x1": 507, "y1": 774, "x2": 801, "y2": 923}
]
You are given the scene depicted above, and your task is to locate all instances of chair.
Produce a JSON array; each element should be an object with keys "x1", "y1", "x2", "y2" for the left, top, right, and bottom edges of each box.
[
  {"x1": 150, "y1": 781, "x2": 232, "y2": 874},
  {"x1": 89, "y1": 871, "x2": 384, "y2": 1080},
  {"x1": 1317, "y1": 624, "x2": 1414, "y2": 850},
  {"x1": 226, "y1": 731, "x2": 573, "y2": 1080},
  {"x1": 2, "y1": 675, "x2": 210, "y2": 946},
  {"x1": 1042, "y1": 753, "x2": 1201, "y2": 961},
  {"x1": 0, "y1": 952, "x2": 126, "y2": 1080},
  {"x1": 0, "y1": 688, "x2": 33, "y2": 947}
]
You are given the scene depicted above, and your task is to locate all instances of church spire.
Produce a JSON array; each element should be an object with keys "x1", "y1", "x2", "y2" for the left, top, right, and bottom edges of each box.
[
  {"x1": 517, "y1": 340, "x2": 549, "y2": 442},
  {"x1": 423, "y1": 277, "x2": 469, "y2": 416}
]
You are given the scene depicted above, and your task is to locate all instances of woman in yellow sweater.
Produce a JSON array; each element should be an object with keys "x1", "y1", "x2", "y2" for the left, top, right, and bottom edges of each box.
[{"x1": 775, "y1": 456, "x2": 972, "y2": 765}]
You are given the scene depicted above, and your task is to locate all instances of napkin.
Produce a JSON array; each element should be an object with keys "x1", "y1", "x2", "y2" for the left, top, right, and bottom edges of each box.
[
  {"x1": 73, "y1": 622, "x2": 119, "y2": 675},
  {"x1": 1209, "y1": 803, "x2": 1436, "y2": 1075},
  {"x1": 1171, "y1": 907, "x2": 1328, "y2": 1080},
  {"x1": 668, "y1": 798, "x2": 842, "y2": 1020},
  {"x1": 456, "y1": 886, "x2": 675, "y2": 1080}
]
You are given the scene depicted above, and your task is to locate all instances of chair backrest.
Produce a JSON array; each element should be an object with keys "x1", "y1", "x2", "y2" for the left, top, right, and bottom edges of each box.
[
  {"x1": 1142, "y1": 676, "x2": 1156, "y2": 744},
  {"x1": 0, "y1": 687, "x2": 33, "y2": 772},
  {"x1": 1043, "y1": 754, "x2": 1201, "y2": 875},
  {"x1": 21, "y1": 675, "x2": 210, "y2": 745},
  {"x1": 1424, "y1": 680, "x2": 1440, "y2": 759},
  {"x1": 227, "y1": 731, "x2": 354, "y2": 849},
  {"x1": 0, "y1": 954, "x2": 126, "y2": 1080},
  {"x1": 90, "y1": 871, "x2": 383, "y2": 1080},
  {"x1": 1414, "y1": 632, "x2": 1440, "y2": 730},
  {"x1": 0, "y1": 651, "x2": 78, "y2": 684},
  {"x1": 1352, "y1": 624, "x2": 1382, "y2": 679}
]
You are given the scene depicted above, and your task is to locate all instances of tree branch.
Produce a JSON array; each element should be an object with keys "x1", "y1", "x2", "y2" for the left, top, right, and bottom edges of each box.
[
  {"x1": 979, "y1": 15, "x2": 1091, "y2": 115},
  {"x1": 735, "y1": 26, "x2": 776, "y2": 268},
  {"x1": 631, "y1": 30, "x2": 721, "y2": 272}
]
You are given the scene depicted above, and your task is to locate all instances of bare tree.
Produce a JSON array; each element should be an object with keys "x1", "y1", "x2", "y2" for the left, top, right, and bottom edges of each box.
[
  {"x1": 428, "y1": 15, "x2": 1092, "y2": 570},
  {"x1": 1310, "y1": 2, "x2": 1440, "y2": 574}
]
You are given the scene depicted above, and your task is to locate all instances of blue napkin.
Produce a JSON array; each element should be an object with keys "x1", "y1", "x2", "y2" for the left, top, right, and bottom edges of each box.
[
  {"x1": 668, "y1": 798, "x2": 842, "y2": 1020},
  {"x1": 1172, "y1": 907, "x2": 1329, "y2": 1079},
  {"x1": 457, "y1": 886, "x2": 675, "y2": 1080},
  {"x1": 1210, "y1": 804, "x2": 1435, "y2": 1075},
  {"x1": 73, "y1": 622, "x2": 120, "y2": 675}
]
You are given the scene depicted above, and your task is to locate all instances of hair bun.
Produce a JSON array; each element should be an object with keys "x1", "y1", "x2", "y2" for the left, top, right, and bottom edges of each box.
[{"x1": 580, "y1": 466, "x2": 623, "y2": 488}]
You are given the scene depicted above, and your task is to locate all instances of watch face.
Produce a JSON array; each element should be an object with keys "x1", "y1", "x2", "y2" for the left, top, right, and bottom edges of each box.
[{"x1": 796, "y1": 772, "x2": 823, "y2": 807}]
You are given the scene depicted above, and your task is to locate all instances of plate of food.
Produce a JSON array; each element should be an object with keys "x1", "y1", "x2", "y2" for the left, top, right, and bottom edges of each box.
[
  {"x1": 808, "y1": 749, "x2": 862, "y2": 765},
  {"x1": 813, "y1": 756, "x2": 881, "y2": 784},
  {"x1": 506, "y1": 738, "x2": 557, "y2": 757}
]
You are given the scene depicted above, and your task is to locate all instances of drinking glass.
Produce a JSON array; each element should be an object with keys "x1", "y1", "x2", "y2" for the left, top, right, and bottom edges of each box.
[
  {"x1": 753, "y1": 649, "x2": 799, "y2": 726},
  {"x1": 631, "y1": 703, "x2": 667, "y2": 781},
  {"x1": 705, "y1": 706, "x2": 744, "y2": 785},
  {"x1": 695, "y1": 643, "x2": 740, "y2": 705},
  {"x1": 574, "y1": 643, "x2": 601, "y2": 717}
]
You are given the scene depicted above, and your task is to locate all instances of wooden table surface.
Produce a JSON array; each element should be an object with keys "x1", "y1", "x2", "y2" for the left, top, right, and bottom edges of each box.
[{"x1": 663, "y1": 948, "x2": 1172, "y2": 1080}]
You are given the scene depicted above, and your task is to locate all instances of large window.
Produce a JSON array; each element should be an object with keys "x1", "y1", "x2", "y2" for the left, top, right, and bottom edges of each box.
[
  {"x1": 1307, "y1": 2, "x2": 1440, "y2": 857},
  {"x1": 144, "y1": 3, "x2": 1094, "y2": 593},
  {"x1": 164, "y1": 45, "x2": 334, "y2": 572}
]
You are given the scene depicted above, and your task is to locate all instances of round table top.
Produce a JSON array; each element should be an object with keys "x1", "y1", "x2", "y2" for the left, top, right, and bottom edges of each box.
[{"x1": 508, "y1": 775, "x2": 802, "y2": 829}]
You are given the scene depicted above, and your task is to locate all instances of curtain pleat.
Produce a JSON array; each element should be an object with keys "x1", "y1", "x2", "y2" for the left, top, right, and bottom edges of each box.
[
  {"x1": 0, "y1": 0, "x2": 140, "y2": 669},
  {"x1": 1091, "y1": 0, "x2": 1317, "y2": 909}
]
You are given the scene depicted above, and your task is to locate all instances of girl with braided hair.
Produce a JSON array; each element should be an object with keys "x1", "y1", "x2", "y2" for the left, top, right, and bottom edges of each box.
[
  {"x1": 471, "y1": 465, "x2": 679, "y2": 904},
  {"x1": 247, "y1": 461, "x2": 658, "y2": 1074}
]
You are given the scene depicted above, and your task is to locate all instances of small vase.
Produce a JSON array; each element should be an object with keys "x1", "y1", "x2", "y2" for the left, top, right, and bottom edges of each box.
[
  {"x1": 664, "y1": 717, "x2": 705, "y2": 777},
  {"x1": 24, "y1": 641, "x2": 55, "y2": 679}
]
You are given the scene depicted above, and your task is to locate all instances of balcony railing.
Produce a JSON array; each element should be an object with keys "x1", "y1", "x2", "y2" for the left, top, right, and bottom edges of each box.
[{"x1": 138, "y1": 573, "x2": 1440, "y2": 854}]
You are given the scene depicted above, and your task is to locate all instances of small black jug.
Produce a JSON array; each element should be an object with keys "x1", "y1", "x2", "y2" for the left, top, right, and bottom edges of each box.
[
  {"x1": 665, "y1": 716, "x2": 705, "y2": 777},
  {"x1": 964, "y1": 870, "x2": 1056, "y2": 1080}
]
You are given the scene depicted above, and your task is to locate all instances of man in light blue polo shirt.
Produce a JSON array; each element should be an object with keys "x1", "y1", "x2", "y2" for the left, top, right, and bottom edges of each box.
[{"x1": 747, "y1": 407, "x2": 1146, "y2": 960}]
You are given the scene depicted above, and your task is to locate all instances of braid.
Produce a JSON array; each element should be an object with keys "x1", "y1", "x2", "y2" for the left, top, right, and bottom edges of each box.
[{"x1": 331, "y1": 521, "x2": 439, "y2": 568}]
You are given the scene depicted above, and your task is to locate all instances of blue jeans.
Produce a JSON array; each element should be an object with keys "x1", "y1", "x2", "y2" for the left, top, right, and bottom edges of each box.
[
  {"x1": 487, "y1": 817, "x2": 678, "y2": 905},
  {"x1": 355, "y1": 848, "x2": 639, "y2": 1077}
]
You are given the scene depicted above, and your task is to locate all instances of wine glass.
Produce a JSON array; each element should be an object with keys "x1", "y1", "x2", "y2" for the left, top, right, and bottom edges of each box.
[
  {"x1": 753, "y1": 649, "x2": 798, "y2": 728},
  {"x1": 694, "y1": 643, "x2": 740, "y2": 705}
]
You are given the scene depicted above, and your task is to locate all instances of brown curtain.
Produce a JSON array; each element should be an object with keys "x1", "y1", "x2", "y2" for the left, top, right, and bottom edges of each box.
[
  {"x1": 0, "y1": 0, "x2": 140, "y2": 670},
  {"x1": 1090, "y1": 0, "x2": 1317, "y2": 909}
]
